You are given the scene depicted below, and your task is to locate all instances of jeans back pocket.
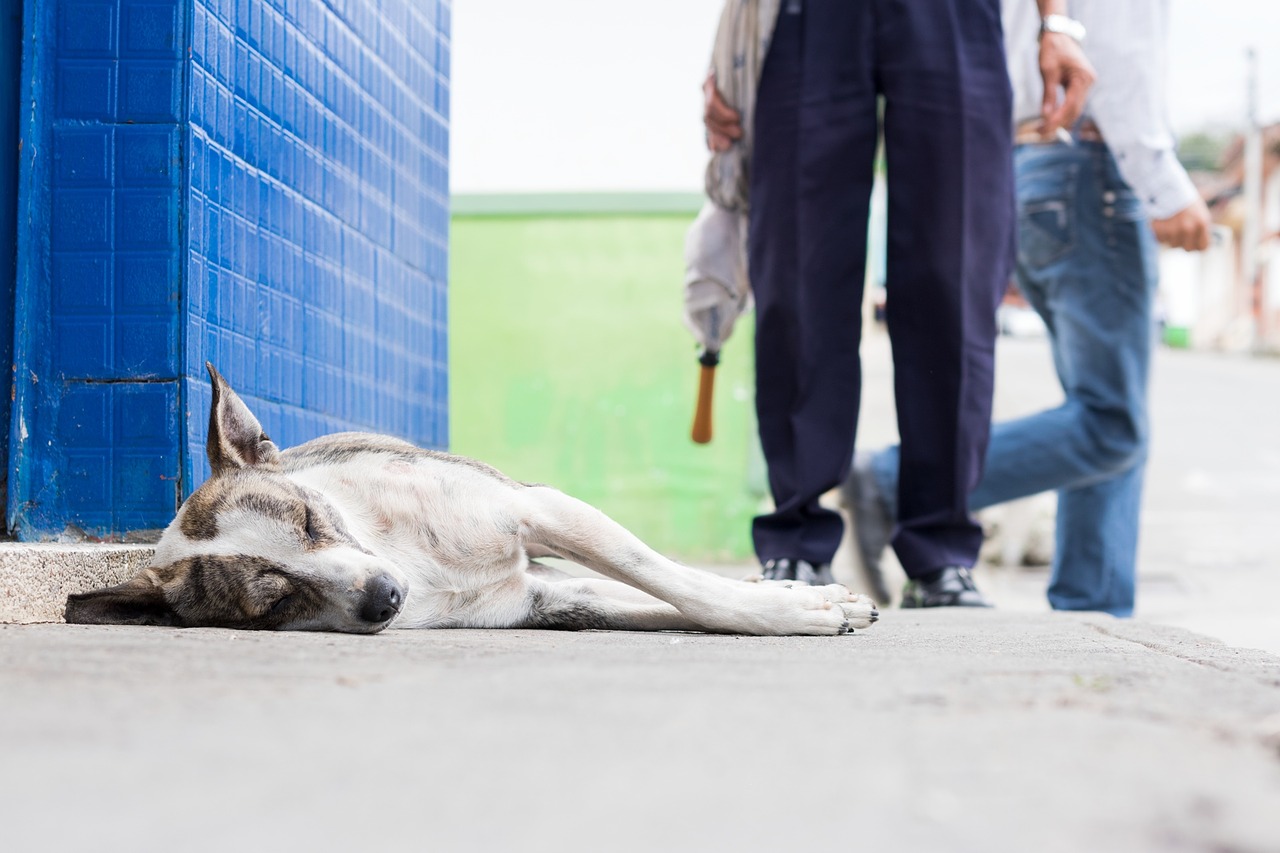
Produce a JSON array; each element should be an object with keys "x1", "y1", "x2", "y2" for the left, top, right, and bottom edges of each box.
[{"x1": 1017, "y1": 159, "x2": 1079, "y2": 271}]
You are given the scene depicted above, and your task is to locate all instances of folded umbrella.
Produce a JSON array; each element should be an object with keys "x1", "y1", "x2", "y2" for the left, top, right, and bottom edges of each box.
[
  {"x1": 684, "y1": 0, "x2": 779, "y2": 443},
  {"x1": 684, "y1": 203, "x2": 749, "y2": 442}
]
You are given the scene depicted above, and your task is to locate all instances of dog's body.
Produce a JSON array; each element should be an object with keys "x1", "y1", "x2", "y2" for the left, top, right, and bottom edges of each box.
[{"x1": 66, "y1": 366, "x2": 877, "y2": 635}]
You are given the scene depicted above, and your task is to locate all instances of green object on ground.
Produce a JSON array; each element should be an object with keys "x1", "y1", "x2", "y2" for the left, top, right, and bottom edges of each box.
[
  {"x1": 450, "y1": 207, "x2": 760, "y2": 561},
  {"x1": 1163, "y1": 326, "x2": 1191, "y2": 349}
]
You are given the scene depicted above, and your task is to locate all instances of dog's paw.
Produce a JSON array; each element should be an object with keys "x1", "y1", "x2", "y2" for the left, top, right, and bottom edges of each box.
[
  {"x1": 763, "y1": 586, "x2": 878, "y2": 635},
  {"x1": 709, "y1": 584, "x2": 877, "y2": 637},
  {"x1": 753, "y1": 580, "x2": 877, "y2": 617},
  {"x1": 838, "y1": 593, "x2": 879, "y2": 630}
]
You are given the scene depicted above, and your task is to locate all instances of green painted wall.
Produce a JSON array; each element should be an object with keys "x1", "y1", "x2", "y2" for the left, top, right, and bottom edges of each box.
[{"x1": 450, "y1": 208, "x2": 762, "y2": 561}]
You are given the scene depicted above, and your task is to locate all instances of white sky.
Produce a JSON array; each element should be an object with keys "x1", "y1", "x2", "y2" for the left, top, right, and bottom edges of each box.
[{"x1": 450, "y1": 0, "x2": 1280, "y2": 194}]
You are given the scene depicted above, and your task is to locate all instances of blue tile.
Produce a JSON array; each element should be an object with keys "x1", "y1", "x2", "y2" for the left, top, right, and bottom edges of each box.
[
  {"x1": 54, "y1": 254, "x2": 112, "y2": 312},
  {"x1": 55, "y1": 319, "x2": 112, "y2": 376},
  {"x1": 118, "y1": 61, "x2": 181, "y2": 121},
  {"x1": 54, "y1": 129, "x2": 112, "y2": 186},
  {"x1": 116, "y1": 126, "x2": 179, "y2": 185},
  {"x1": 59, "y1": 2, "x2": 117, "y2": 56},
  {"x1": 57, "y1": 61, "x2": 116, "y2": 120},
  {"x1": 116, "y1": 317, "x2": 178, "y2": 375},
  {"x1": 116, "y1": 190, "x2": 176, "y2": 249},
  {"x1": 120, "y1": 1, "x2": 181, "y2": 58},
  {"x1": 53, "y1": 189, "x2": 113, "y2": 250},
  {"x1": 58, "y1": 386, "x2": 112, "y2": 447},
  {"x1": 116, "y1": 453, "x2": 178, "y2": 511},
  {"x1": 64, "y1": 453, "x2": 112, "y2": 509},
  {"x1": 115, "y1": 383, "x2": 178, "y2": 445},
  {"x1": 117, "y1": 253, "x2": 178, "y2": 308}
]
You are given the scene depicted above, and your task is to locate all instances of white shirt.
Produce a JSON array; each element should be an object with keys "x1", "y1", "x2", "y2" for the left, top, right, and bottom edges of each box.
[{"x1": 1003, "y1": 0, "x2": 1199, "y2": 220}]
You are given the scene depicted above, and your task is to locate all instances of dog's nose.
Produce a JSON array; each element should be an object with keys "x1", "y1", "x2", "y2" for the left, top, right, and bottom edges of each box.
[{"x1": 359, "y1": 574, "x2": 404, "y2": 623}]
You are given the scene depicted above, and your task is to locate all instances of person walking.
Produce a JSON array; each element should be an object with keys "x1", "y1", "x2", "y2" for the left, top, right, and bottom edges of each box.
[
  {"x1": 845, "y1": 0, "x2": 1212, "y2": 614},
  {"x1": 704, "y1": 0, "x2": 1094, "y2": 599}
]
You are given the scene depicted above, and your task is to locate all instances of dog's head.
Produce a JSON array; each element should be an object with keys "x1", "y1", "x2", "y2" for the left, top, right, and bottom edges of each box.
[{"x1": 65, "y1": 364, "x2": 407, "y2": 633}]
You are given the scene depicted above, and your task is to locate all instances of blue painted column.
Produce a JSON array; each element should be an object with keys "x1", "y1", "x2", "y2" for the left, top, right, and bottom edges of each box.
[{"x1": 9, "y1": 0, "x2": 450, "y2": 540}]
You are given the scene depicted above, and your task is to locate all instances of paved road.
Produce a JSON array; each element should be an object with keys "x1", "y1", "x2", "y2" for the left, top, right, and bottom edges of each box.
[
  {"x1": 2, "y1": 613, "x2": 1278, "y2": 853},
  {"x1": 854, "y1": 332, "x2": 1280, "y2": 654}
]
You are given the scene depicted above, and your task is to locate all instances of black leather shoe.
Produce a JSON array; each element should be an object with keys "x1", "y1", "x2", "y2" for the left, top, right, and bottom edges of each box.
[
  {"x1": 901, "y1": 566, "x2": 992, "y2": 608},
  {"x1": 762, "y1": 558, "x2": 835, "y2": 586}
]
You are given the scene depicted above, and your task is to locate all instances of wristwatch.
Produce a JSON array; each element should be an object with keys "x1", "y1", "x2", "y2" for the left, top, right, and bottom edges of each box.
[{"x1": 1040, "y1": 14, "x2": 1086, "y2": 43}]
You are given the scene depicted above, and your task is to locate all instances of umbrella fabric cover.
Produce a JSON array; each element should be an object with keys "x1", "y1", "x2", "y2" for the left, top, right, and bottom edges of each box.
[
  {"x1": 683, "y1": 0, "x2": 779, "y2": 355},
  {"x1": 683, "y1": 202, "x2": 750, "y2": 353}
]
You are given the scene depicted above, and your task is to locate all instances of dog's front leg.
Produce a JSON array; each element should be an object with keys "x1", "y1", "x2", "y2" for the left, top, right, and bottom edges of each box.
[{"x1": 517, "y1": 487, "x2": 876, "y2": 636}]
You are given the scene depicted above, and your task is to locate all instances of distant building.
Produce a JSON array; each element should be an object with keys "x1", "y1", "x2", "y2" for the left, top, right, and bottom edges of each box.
[{"x1": 1182, "y1": 123, "x2": 1280, "y2": 352}]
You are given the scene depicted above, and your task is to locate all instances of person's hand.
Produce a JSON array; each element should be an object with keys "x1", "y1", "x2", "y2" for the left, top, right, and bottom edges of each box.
[
  {"x1": 1038, "y1": 32, "x2": 1096, "y2": 135},
  {"x1": 1151, "y1": 197, "x2": 1213, "y2": 252},
  {"x1": 703, "y1": 72, "x2": 742, "y2": 152}
]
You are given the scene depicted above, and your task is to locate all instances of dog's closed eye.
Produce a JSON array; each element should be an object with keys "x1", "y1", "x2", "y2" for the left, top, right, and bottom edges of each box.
[
  {"x1": 303, "y1": 506, "x2": 322, "y2": 544},
  {"x1": 251, "y1": 572, "x2": 296, "y2": 618}
]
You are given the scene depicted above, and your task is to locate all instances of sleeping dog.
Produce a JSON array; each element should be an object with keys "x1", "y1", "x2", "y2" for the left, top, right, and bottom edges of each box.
[{"x1": 66, "y1": 364, "x2": 878, "y2": 635}]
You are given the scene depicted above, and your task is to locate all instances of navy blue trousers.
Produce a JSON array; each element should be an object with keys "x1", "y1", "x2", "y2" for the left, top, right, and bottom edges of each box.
[{"x1": 748, "y1": 0, "x2": 1015, "y2": 577}]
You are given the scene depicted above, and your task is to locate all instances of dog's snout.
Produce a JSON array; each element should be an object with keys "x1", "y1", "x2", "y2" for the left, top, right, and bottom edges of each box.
[{"x1": 359, "y1": 574, "x2": 404, "y2": 623}]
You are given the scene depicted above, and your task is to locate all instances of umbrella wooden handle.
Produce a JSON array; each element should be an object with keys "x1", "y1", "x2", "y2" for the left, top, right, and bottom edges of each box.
[{"x1": 691, "y1": 363, "x2": 716, "y2": 444}]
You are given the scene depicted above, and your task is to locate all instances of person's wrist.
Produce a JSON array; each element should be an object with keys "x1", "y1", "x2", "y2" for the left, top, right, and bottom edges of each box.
[{"x1": 1038, "y1": 30, "x2": 1065, "y2": 57}]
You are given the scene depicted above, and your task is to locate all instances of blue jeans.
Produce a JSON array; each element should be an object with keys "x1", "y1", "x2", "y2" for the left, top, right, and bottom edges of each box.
[{"x1": 871, "y1": 141, "x2": 1158, "y2": 616}]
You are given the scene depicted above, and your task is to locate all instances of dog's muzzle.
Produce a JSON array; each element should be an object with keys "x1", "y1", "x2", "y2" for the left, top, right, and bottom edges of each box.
[{"x1": 359, "y1": 574, "x2": 405, "y2": 624}]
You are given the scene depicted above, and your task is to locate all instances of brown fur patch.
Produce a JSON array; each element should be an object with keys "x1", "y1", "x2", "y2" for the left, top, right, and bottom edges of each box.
[{"x1": 179, "y1": 481, "x2": 228, "y2": 540}]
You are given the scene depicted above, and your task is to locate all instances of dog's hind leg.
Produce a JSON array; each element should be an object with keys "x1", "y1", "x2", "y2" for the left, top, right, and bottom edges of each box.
[
  {"x1": 517, "y1": 487, "x2": 876, "y2": 635},
  {"x1": 516, "y1": 576, "x2": 704, "y2": 632},
  {"x1": 523, "y1": 563, "x2": 698, "y2": 629}
]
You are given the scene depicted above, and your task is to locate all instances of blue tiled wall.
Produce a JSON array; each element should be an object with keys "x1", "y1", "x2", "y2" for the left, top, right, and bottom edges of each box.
[
  {"x1": 183, "y1": 0, "x2": 450, "y2": 487},
  {"x1": 10, "y1": 0, "x2": 450, "y2": 539}
]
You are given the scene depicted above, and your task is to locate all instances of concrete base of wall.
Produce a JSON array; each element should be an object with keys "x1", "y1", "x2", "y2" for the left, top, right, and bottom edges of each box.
[{"x1": 0, "y1": 544, "x2": 154, "y2": 623}]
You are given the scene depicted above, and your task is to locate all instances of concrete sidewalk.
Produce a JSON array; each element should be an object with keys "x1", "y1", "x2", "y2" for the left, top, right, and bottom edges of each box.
[
  {"x1": 2, "y1": 613, "x2": 1278, "y2": 853},
  {"x1": 0, "y1": 338, "x2": 1276, "y2": 851}
]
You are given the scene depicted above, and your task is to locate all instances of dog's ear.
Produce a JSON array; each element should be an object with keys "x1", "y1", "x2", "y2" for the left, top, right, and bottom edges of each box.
[
  {"x1": 64, "y1": 575, "x2": 177, "y2": 626},
  {"x1": 206, "y1": 362, "x2": 281, "y2": 474}
]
